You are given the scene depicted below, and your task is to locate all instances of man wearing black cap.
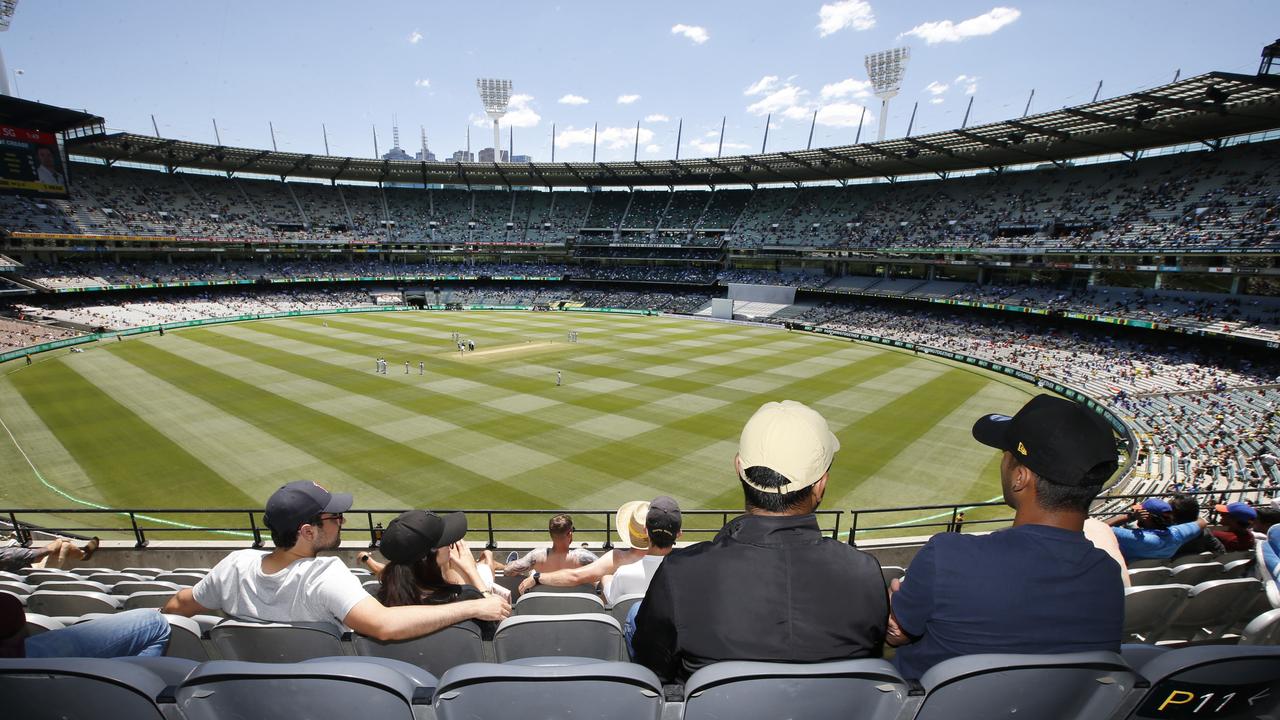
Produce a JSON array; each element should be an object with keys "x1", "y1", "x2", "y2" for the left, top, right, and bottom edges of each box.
[
  {"x1": 886, "y1": 394, "x2": 1124, "y2": 681},
  {"x1": 164, "y1": 481, "x2": 509, "y2": 639}
]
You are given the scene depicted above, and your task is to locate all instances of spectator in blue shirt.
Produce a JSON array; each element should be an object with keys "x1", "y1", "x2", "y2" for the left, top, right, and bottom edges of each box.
[
  {"x1": 1106, "y1": 498, "x2": 1207, "y2": 561},
  {"x1": 886, "y1": 394, "x2": 1123, "y2": 681}
]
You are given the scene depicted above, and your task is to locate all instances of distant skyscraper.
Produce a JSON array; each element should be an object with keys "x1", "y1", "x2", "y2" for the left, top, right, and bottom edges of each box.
[
  {"x1": 511, "y1": 154, "x2": 532, "y2": 163},
  {"x1": 478, "y1": 147, "x2": 510, "y2": 162},
  {"x1": 415, "y1": 148, "x2": 437, "y2": 161},
  {"x1": 451, "y1": 150, "x2": 475, "y2": 162},
  {"x1": 382, "y1": 120, "x2": 412, "y2": 160}
]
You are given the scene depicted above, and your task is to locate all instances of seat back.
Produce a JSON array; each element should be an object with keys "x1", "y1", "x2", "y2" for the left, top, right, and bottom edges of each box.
[
  {"x1": 514, "y1": 591, "x2": 606, "y2": 616},
  {"x1": 1169, "y1": 562, "x2": 1226, "y2": 587},
  {"x1": 881, "y1": 565, "x2": 906, "y2": 585},
  {"x1": 683, "y1": 659, "x2": 907, "y2": 720},
  {"x1": 208, "y1": 620, "x2": 345, "y2": 662},
  {"x1": 1127, "y1": 567, "x2": 1173, "y2": 587},
  {"x1": 608, "y1": 593, "x2": 645, "y2": 625},
  {"x1": 1123, "y1": 584, "x2": 1191, "y2": 642},
  {"x1": 1163, "y1": 578, "x2": 1262, "y2": 641},
  {"x1": 152, "y1": 573, "x2": 205, "y2": 587},
  {"x1": 22, "y1": 613, "x2": 66, "y2": 636},
  {"x1": 1223, "y1": 557, "x2": 1255, "y2": 579},
  {"x1": 493, "y1": 614, "x2": 626, "y2": 662},
  {"x1": 26, "y1": 590, "x2": 121, "y2": 616},
  {"x1": 1240, "y1": 608, "x2": 1280, "y2": 646},
  {"x1": 87, "y1": 573, "x2": 145, "y2": 585},
  {"x1": 915, "y1": 652, "x2": 1138, "y2": 720},
  {"x1": 124, "y1": 591, "x2": 178, "y2": 610},
  {"x1": 355, "y1": 622, "x2": 488, "y2": 675},
  {"x1": 161, "y1": 614, "x2": 211, "y2": 661},
  {"x1": 0, "y1": 658, "x2": 171, "y2": 720},
  {"x1": 1125, "y1": 646, "x2": 1280, "y2": 719},
  {"x1": 113, "y1": 581, "x2": 181, "y2": 595},
  {"x1": 176, "y1": 658, "x2": 435, "y2": 720},
  {"x1": 22, "y1": 571, "x2": 77, "y2": 584},
  {"x1": 38, "y1": 580, "x2": 113, "y2": 594},
  {"x1": 435, "y1": 659, "x2": 662, "y2": 720}
]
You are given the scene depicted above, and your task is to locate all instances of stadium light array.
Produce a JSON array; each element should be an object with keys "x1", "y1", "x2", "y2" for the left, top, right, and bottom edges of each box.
[
  {"x1": 864, "y1": 47, "x2": 911, "y2": 142},
  {"x1": 476, "y1": 78, "x2": 512, "y2": 162},
  {"x1": 0, "y1": 0, "x2": 18, "y2": 97}
]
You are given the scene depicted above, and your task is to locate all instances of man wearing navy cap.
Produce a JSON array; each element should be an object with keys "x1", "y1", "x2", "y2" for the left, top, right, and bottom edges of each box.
[
  {"x1": 164, "y1": 480, "x2": 509, "y2": 638},
  {"x1": 1212, "y1": 502, "x2": 1257, "y2": 552},
  {"x1": 886, "y1": 394, "x2": 1124, "y2": 681}
]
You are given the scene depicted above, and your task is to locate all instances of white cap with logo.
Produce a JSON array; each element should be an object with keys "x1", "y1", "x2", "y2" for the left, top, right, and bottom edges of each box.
[{"x1": 737, "y1": 400, "x2": 840, "y2": 494}]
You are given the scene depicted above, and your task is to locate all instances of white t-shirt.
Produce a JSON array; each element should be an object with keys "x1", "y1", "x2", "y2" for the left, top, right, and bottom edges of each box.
[
  {"x1": 192, "y1": 549, "x2": 368, "y2": 634},
  {"x1": 605, "y1": 554, "x2": 664, "y2": 605}
]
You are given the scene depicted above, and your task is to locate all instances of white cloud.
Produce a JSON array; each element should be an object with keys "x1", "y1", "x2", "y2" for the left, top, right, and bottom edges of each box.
[
  {"x1": 690, "y1": 139, "x2": 750, "y2": 155},
  {"x1": 955, "y1": 74, "x2": 980, "y2": 94},
  {"x1": 744, "y1": 75, "x2": 780, "y2": 96},
  {"x1": 929, "y1": 97, "x2": 945, "y2": 105},
  {"x1": 473, "y1": 94, "x2": 541, "y2": 128},
  {"x1": 617, "y1": 94, "x2": 641, "y2": 105},
  {"x1": 925, "y1": 81, "x2": 949, "y2": 96},
  {"x1": 821, "y1": 78, "x2": 873, "y2": 100},
  {"x1": 782, "y1": 105, "x2": 812, "y2": 120},
  {"x1": 555, "y1": 125, "x2": 654, "y2": 150},
  {"x1": 704, "y1": 130, "x2": 719, "y2": 138},
  {"x1": 815, "y1": 102, "x2": 875, "y2": 127},
  {"x1": 903, "y1": 7, "x2": 1021, "y2": 45},
  {"x1": 408, "y1": 30, "x2": 423, "y2": 44},
  {"x1": 414, "y1": 79, "x2": 431, "y2": 88},
  {"x1": 558, "y1": 94, "x2": 589, "y2": 105},
  {"x1": 645, "y1": 114, "x2": 670, "y2": 122},
  {"x1": 817, "y1": 0, "x2": 876, "y2": 36},
  {"x1": 644, "y1": 144, "x2": 662, "y2": 153},
  {"x1": 747, "y1": 84, "x2": 809, "y2": 116},
  {"x1": 671, "y1": 23, "x2": 709, "y2": 44}
]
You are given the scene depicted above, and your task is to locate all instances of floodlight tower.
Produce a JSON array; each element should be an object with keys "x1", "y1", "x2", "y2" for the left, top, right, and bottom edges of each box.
[
  {"x1": 0, "y1": 1, "x2": 19, "y2": 97},
  {"x1": 864, "y1": 47, "x2": 911, "y2": 142},
  {"x1": 476, "y1": 78, "x2": 512, "y2": 161}
]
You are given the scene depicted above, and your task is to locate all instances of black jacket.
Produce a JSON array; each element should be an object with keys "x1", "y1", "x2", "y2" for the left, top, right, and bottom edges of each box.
[{"x1": 631, "y1": 513, "x2": 888, "y2": 683}]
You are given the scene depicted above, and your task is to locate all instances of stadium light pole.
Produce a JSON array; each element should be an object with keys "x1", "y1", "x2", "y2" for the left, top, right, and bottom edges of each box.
[
  {"x1": 476, "y1": 78, "x2": 512, "y2": 162},
  {"x1": 865, "y1": 47, "x2": 910, "y2": 142},
  {"x1": 0, "y1": 0, "x2": 18, "y2": 97}
]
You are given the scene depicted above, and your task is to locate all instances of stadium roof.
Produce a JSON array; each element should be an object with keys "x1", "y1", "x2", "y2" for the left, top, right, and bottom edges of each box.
[
  {"x1": 0, "y1": 96, "x2": 105, "y2": 134},
  {"x1": 67, "y1": 71, "x2": 1280, "y2": 189}
]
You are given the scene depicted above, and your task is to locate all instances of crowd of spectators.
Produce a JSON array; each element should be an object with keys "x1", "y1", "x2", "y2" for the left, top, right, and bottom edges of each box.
[{"x1": 0, "y1": 316, "x2": 82, "y2": 352}]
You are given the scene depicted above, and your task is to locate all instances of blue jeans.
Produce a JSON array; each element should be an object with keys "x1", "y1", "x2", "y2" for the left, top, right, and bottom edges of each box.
[
  {"x1": 25, "y1": 609, "x2": 170, "y2": 658},
  {"x1": 624, "y1": 602, "x2": 642, "y2": 659}
]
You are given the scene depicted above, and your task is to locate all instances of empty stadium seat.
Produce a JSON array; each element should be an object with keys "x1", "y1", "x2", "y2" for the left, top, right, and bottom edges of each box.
[
  {"x1": 0, "y1": 580, "x2": 34, "y2": 595},
  {"x1": 23, "y1": 571, "x2": 78, "y2": 584},
  {"x1": 0, "y1": 658, "x2": 178, "y2": 720},
  {"x1": 354, "y1": 621, "x2": 488, "y2": 675},
  {"x1": 1121, "y1": 646, "x2": 1280, "y2": 719},
  {"x1": 87, "y1": 572, "x2": 145, "y2": 585},
  {"x1": 1168, "y1": 561, "x2": 1226, "y2": 587},
  {"x1": 493, "y1": 614, "x2": 627, "y2": 662},
  {"x1": 208, "y1": 620, "x2": 346, "y2": 662},
  {"x1": 112, "y1": 580, "x2": 181, "y2": 595},
  {"x1": 435, "y1": 659, "x2": 662, "y2": 720},
  {"x1": 162, "y1": 614, "x2": 211, "y2": 661},
  {"x1": 123, "y1": 591, "x2": 177, "y2": 610},
  {"x1": 27, "y1": 590, "x2": 122, "y2": 616},
  {"x1": 1161, "y1": 578, "x2": 1263, "y2": 642},
  {"x1": 176, "y1": 657, "x2": 436, "y2": 720},
  {"x1": 1240, "y1": 608, "x2": 1280, "y2": 646},
  {"x1": 121, "y1": 568, "x2": 165, "y2": 578},
  {"x1": 1223, "y1": 557, "x2": 1255, "y2": 579},
  {"x1": 514, "y1": 591, "x2": 607, "y2": 616},
  {"x1": 153, "y1": 572, "x2": 206, "y2": 586},
  {"x1": 37, "y1": 579, "x2": 114, "y2": 594},
  {"x1": 1124, "y1": 584, "x2": 1191, "y2": 642},
  {"x1": 881, "y1": 565, "x2": 906, "y2": 586},
  {"x1": 1127, "y1": 567, "x2": 1173, "y2": 587},
  {"x1": 362, "y1": 579, "x2": 380, "y2": 595},
  {"x1": 608, "y1": 593, "x2": 645, "y2": 626},
  {"x1": 22, "y1": 613, "x2": 65, "y2": 636},
  {"x1": 913, "y1": 652, "x2": 1139, "y2": 720},
  {"x1": 683, "y1": 659, "x2": 908, "y2": 720}
]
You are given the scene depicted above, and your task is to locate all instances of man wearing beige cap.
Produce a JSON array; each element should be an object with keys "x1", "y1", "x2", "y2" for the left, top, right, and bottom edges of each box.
[{"x1": 632, "y1": 400, "x2": 887, "y2": 684}]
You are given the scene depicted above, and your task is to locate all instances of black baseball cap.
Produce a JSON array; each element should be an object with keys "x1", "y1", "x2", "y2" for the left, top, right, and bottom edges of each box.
[
  {"x1": 263, "y1": 480, "x2": 353, "y2": 534},
  {"x1": 379, "y1": 510, "x2": 468, "y2": 564},
  {"x1": 972, "y1": 394, "x2": 1117, "y2": 486},
  {"x1": 646, "y1": 495, "x2": 683, "y2": 542}
]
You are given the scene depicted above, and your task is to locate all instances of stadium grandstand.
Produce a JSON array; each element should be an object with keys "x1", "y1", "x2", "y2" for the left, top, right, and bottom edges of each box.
[{"x1": 3, "y1": 3, "x2": 1280, "y2": 714}]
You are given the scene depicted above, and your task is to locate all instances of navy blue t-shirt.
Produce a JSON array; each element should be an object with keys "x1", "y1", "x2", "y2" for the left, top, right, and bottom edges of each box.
[{"x1": 891, "y1": 524, "x2": 1123, "y2": 681}]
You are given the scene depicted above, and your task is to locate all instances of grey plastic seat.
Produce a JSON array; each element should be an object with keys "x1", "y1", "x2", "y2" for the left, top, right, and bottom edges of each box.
[
  {"x1": 1126, "y1": 558, "x2": 1171, "y2": 570},
  {"x1": 1121, "y1": 645, "x2": 1280, "y2": 719},
  {"x1": 881, "y1": 565, "x2": 906, "y2": 586},
  {"x1": 152, "y1": 572, "x2": 206, "y2": 587},
  {"x1": 113, "y1": 580, "x2": 181, "y2": 595},
  {"x1": 514, "y1": 591, "x2": 607, "y2": 615},
  {"x1": 1169, "y1": 561, "x2": 1227, "y2": 587},
  {"x1": 161, "y1": 614, "x2": 211, "y2": 661},
  {"x1": 38, "y1": 579, "x2": 114, "y2": 594},
  {"x1": 23, "y1": 571, "x2": 78, "y2": 584},
  {"x1": 1162, "y1": 577, "x2": 1263, "y2": 642},
  {"x1": 435, "y1": 659, "x2": 662, "y2": 720},
  {"x1": 87, "y1": 572, "x2": 145, "y2": 585},
  {"x1": 0, "y1": 580, "x2": 34, "y2": 595},
  {"x1": 1124, "y1": 584, "x2": 1190, "y2": 642},
  {"x1": 1240, "y1": 608, "x2": 1280, "y2": 645},
  {"x1": 121, "y1": 567, "x2": 165, "y2": 578},
  {"x1": 608, "y1": 592, "x2": 645, "y2": 625},
  {"x1": 27, "y1": 590, "x2": 122, "y2": 616},
  {"x1": 0, "y1": 570, "x2": 24, "y2": 582},
  {"x1": 22, "y1": 613, "x2": 65, "y2": 636},
  {"x1": 124, "y1": 591, "x2": 178, "y2": 610},
  {"x1": 176, "y1": 657, "x2": 436, "y2": 720},
  {"x1": 355, "y1": 621, "x2": 488, "y2": 675},
  {"x1": 683, "y1": 659, "x2": 908, "y2": 720},
  {"x1": 0, "y1": 658, "x2": 175, "y2": 720},
  {"x1": 914, "y1": 652, "x2": 1139, "y2": 720},
  {"x1": 209, "y1": 620, "x2": 346, "y2": 662},
  {"x1": 1218, "y1": 550, "x2": 1255, "y2": 565},
  {"x1": 493, "y1": 613, "x2": 627, "y2": 662},
  {"x1": 363, "y1": 579, "x2": 381, "y2": 595},
  {"x1": 1126, "y1": 567, "x2": 1173, "y2": 587},
  {"x1": 1223, "y1": 557, "x2": 1255, "y2": 579}
]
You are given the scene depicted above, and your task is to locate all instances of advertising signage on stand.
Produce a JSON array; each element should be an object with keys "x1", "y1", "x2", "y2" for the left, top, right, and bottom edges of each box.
[{"x1": 0, "y1": 125, "x2": 69, "y2": 198}]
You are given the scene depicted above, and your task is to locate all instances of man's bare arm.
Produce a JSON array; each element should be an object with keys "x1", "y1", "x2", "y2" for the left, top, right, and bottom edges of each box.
[
  {"x1": 161, "y1": 588, "x2": 214, "y2": 617},
  {"x1": 518, "y1": 548, "x2": 646, "y2": 593},
  {"x1": 343, "y1": 595, "x2": 510, "y2": 642}
]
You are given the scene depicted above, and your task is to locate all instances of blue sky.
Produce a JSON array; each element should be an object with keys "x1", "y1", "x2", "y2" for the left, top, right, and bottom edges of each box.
[{"x1": 6, "y1": 1, "x2": 1279, "y2": 162}]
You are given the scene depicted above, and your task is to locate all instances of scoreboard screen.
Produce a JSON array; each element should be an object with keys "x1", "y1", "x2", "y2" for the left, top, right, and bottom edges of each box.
[{"x1": 0, "y1": 124, "x2": 69, "y2": 198}]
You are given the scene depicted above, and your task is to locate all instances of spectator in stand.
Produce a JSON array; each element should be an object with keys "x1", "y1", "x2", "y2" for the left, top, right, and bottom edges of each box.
[
  {"x1": 497, "y1": 513, "x2": 597, "y2": 581},
  {"x1": 1108, "y1": 498, "x2": 1209, "y2": 561},
  {"x1": 0, "y1": 536, "x2": 99, "y2": 572},
  {"x1": 1171, "y1": 494, "x2": 1226, "y2": 557},
  {"x1": 886, "y1": 395, "x2": 1123, "y2": 681},
  {"x1": 1212, "y1": 502, "x2": 1257, "y2": 552},
  {"x1": 632, "y1": 400, "x2": 887, "y2": 684},
  {"x1": 1, "y1": 593, "x2": 168, "y2": 658},
  {"x1": 374, "y1": 510, "x2": 499, "y2": 638},
  {"x1": 162, "y1": 481, "x2": 509, "y2": 639}
]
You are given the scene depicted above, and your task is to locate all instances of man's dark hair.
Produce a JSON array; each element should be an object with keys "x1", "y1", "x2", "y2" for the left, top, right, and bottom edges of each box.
[
  {"x1": 1170, "y1": 494, "x2": 1201, "y2": 524},
  {"x1": 549, "y1": 513, "x2": 574, "y2": 538},
  {"x1": 741, "y1": 466, "x2": 818, "y2": 513},
  {"x1": 1023, "y1": 459, "x2": 1115, "y2": 513},
  {"x1": 269, "y1": 514, "x2": 321, "y2": 549},
  {"x1": 648, "y1": 527, "x2": 678, "y2": 550}
]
